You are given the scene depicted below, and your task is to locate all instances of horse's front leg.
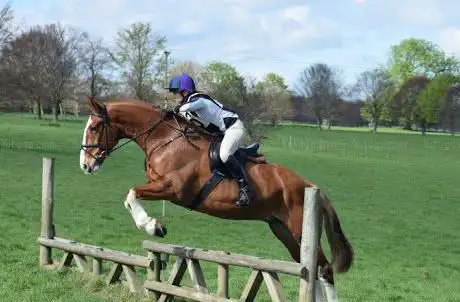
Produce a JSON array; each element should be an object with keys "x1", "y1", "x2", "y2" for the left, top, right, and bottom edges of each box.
[{"x1": 123, "y1": 180, "x2": 172, "y2": 237}]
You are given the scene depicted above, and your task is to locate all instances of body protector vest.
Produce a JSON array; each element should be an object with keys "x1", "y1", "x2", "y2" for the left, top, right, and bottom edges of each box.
[{"x1": 177, "y1": 92, "x2": 239, "y2": 133}]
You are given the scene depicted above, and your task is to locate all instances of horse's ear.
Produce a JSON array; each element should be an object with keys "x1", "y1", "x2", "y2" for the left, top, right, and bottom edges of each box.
[{"x1": 86, "y1": 96, "x2": 105, "y2": 115}]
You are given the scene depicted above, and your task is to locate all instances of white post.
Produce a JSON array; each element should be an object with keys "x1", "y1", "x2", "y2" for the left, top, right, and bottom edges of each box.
[{"x1": 298, "y1": 186, "x2": 322, "y2": 302}]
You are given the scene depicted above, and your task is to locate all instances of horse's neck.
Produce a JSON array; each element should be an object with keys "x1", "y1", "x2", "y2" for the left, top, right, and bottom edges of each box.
[{"x1": 110, "y1": 103, "x2": 162, "y2": 151}]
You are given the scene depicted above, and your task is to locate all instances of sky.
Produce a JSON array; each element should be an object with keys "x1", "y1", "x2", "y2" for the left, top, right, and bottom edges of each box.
[{"x1": 8, "y1": 0, "x2": 460, "y2": 89}]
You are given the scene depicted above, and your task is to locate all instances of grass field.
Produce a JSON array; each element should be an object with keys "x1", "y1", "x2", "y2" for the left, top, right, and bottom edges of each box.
[{"x1": 1, "y1": 113, "x2": 460, "y2": 301}]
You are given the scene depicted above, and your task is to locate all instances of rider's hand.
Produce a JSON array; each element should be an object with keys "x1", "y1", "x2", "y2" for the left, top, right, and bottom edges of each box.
[
  {"x1": 164, "y1": 108, "x2": 175, "y2": 117},
  {"x1": 173, "y1": 104, "x2": 181, "y2": 113}
]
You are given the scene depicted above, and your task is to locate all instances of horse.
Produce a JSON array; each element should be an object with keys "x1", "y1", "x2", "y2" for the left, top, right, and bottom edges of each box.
[{"x1": 79, "y1": 97, "x2": 353, "y2": 301}]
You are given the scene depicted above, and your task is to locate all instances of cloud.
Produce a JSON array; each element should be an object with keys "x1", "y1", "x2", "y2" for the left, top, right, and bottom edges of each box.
[
  {"x1": 439, "y1": 27, "x2": 460, "y2": 56},
  {"x1": 177, "y1": 21, "x2": 203, "y2": 36},
  {"x1": 396, "y1": 0, "x2": 444, "y2": 26},
  {"x1": 8, "y1": 0, "x2": 460, "y2": 88},
  {"x1": 257, "y1": 5, "x2": 337, "y2": 49}
]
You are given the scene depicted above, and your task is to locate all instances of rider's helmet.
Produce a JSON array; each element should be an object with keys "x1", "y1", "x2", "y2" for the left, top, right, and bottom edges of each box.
[{"x1": 167, "y1": 73, "x2": 196, "y2": 94}]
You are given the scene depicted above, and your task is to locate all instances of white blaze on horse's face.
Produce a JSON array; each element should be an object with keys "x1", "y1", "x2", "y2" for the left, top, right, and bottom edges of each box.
[
  {"x1": 80, "y1": 115, "x2": 107, "y2": 174},
  {"x1": 80, "y1": 116, "x2": 95, "y2": 174}
]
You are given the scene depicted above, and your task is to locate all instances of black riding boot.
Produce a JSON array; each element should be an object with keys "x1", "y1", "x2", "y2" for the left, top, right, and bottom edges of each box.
[{"x1": 224, "y1": 154, "x2": 254, "y2": 207}]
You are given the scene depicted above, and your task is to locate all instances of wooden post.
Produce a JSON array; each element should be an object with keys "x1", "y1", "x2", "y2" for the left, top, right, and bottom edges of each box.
[
  {"x1": 298, "y1": 186, "x2": 321, "y2": 302},
  {"x1": 217, "y1": 264, "x2": 229, "y2": 298},
  {"x1": 146, "y1": 251, "x2": 162, "y2": 299},
  {"x1": 93, "y1": 258, "x2": 102, "y2": 275},
  {"x1": 40, "y1": 157, "x2": 55, "y2": 267}
]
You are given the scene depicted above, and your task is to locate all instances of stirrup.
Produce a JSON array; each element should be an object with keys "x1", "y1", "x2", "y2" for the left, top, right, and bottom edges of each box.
[{"x1": 235, "y1": 182, "x2": 253, "y2": 207}]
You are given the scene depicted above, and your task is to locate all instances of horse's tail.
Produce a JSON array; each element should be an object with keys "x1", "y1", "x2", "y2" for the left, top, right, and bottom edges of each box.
[{"x1": 320, "y1": 191, "x2": 354, "y2": 273}]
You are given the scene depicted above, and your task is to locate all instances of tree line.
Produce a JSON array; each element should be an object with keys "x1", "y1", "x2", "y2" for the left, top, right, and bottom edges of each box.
[{"x1": 0, "y1": 4, "x2": 459, "y2": 136}]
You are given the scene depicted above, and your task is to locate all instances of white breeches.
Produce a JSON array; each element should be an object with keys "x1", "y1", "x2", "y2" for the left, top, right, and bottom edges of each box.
[{"x1": 219, "y1": 119, "x2": 246, "y2": 163}]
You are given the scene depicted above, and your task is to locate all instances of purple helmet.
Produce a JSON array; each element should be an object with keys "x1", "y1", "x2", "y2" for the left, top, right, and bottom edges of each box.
[{"x1": 168, "y1": 73, "x2": 196, "y2": 93}]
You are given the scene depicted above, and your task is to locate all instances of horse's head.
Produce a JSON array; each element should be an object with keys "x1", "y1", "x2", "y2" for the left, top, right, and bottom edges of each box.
[{"x1": 79, "y1": 98, "x2": 120, "y2": 174}]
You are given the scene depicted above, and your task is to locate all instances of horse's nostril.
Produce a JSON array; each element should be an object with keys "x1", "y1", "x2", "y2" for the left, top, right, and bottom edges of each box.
[{"x1": 82, "y1": 164, "x2": 88, "y2": 170}]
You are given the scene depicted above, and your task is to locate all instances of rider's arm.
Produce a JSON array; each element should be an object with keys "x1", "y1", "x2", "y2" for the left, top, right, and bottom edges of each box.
[{"x1": 178, "y1": 97, "x2": 207, "y2": 112}]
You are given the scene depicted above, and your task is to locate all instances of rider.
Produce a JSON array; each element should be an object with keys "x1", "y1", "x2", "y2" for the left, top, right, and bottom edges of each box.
[{"x1": 166, "y1": 73, "x2": 254, "y2": 207}]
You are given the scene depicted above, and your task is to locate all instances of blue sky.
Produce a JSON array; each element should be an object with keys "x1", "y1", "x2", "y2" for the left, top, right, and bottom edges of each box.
[{"x1": 9, "y1": 0, "x2": 460, "y2": 89}]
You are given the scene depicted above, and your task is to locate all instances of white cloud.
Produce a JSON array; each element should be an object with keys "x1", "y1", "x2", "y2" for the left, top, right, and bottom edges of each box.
[
  {"x1": 177, "y1": 21, "x2": 202, "y2": 35},
  {"x1": 256, "y1": 5, "x2": 337, "y2": 48},
  {"x1": 395, "y1": 0, "x2": 444, "y2": 25},
  {"x1": 439, "y1": 27, "x2": 460, "y2": 56},
  {"x1": 282, "y1": 5, "x2": 310, "y2": 23}
]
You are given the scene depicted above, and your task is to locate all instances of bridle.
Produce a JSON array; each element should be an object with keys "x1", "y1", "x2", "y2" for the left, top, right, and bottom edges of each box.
[{"x1": 80, "y1": 105, "x2": 188, "y2": 167}]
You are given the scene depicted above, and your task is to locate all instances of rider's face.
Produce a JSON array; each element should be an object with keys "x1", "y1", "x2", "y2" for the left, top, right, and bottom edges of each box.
[{"x1": 173, "y1": 92, "x2": 183, "y2": 103}]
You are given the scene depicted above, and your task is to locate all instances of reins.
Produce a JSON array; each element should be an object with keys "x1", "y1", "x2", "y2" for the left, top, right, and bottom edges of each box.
[
  {"x1": 81, "y1": 106, "x2": 179, "y2": 164},
  {"x1": 81, "y1": 104, "x2": 221, "y2": 168}
]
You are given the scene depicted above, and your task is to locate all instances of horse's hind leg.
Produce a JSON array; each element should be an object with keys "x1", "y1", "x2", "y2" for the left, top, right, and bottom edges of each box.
[
  {"x1": 266, "y1": 217, "x2": 301, "y2": 261},
  {"x1": 285, "y1": 207, "x2": 340, "y2": 302},
  {"x1": 266, "y1": 217, "x2": 326, "y2": 302}
]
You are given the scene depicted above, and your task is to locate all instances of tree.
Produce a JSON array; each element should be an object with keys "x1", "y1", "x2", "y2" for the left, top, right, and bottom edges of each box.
[
  {"x1": 385, "y1": 38, "x2": 460, "y2": 130},
  {"x1": 1, "y1": 23, "x2": 81, "y2": 120},
  {"x1": 201, "y1": 61, "x2": 243, "y2": 100},
  {"x1": 387, "y1": 38, "x2": 459, "y2": 82},
  {"x1": 0, "y1": 4, "x2": 17, "y2": 110},
  {"x1": 200, "y1": 61, "x2": 252, "y2": 114},
  {"x1": 199, "y1": 61, "x2": 267, "y2": 140},
  {"x1": 1, "y1": 26, "x2": 51, "y2": 118},
  {"x1": 77, "y1": 33, "x2": 114, "y2": 99},
  {"x1": 296, "y1": 63, "x2": 342, "y2": 130},
  {"x1": 0, "y1": 3, "x2": 15, "y2": 49},
  {"x1": 387, "y1": 38, "x2": 460, "y2": 129},
  {"x1": 445, "y1": 84, "x2": 460, "y2": 133},
  {"x1": 42, "y1": 23, "x2": 81, "y2": 120},
  {"x1": 390, "y1": 75, "x2": 431, "y2": 133},
  {"x1": 110, "y1": 21, "x2": 166, "y2": 101},
  {"x1": 353, "y1": 68, "x2": 394, "y2": 132},
  {"x1": 256, "y1": 72, "x2": 292, "y2": 126},
  {"x1": 418, "y1": 73, "x2": 460, "y2": 134}
]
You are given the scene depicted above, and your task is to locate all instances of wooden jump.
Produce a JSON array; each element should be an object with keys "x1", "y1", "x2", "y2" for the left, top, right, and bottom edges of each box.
[{"x1": 37, "y1": 157, "x2": 323, "y2": 301}]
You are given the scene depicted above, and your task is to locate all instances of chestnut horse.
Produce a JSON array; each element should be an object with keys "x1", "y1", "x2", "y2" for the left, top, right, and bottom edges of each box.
[{"x1": 79, "y1": 97, "x2": 353, "y2": 301}]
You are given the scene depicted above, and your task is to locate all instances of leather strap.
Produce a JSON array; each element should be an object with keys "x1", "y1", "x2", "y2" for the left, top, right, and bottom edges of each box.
[{"x1": 186, "y1": 170, "x2": 225, "y2": 210}]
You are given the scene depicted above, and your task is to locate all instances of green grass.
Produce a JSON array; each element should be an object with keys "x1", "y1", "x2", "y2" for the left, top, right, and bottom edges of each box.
[{"x1": 1, "y1": 113, "x2": 460, "y2": 301}]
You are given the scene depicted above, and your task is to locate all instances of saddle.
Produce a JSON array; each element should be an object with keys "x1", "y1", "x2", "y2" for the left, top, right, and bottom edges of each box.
[
  {"x1": 187, "y1": 140, "x2": 264, "y2": 210},
  {"x1": 208, "y1": 141, "x2": 261, "y2": 176}
]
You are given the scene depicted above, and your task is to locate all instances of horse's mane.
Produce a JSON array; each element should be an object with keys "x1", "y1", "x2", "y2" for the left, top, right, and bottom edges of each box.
[{"x1": 100, "y1": 97, "x2": 161, "y2": 111}]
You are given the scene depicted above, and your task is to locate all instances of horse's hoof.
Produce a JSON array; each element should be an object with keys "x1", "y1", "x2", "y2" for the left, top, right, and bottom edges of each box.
[{"x1": 155, "y1": 225, "x2": 167, "y2": 238}]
